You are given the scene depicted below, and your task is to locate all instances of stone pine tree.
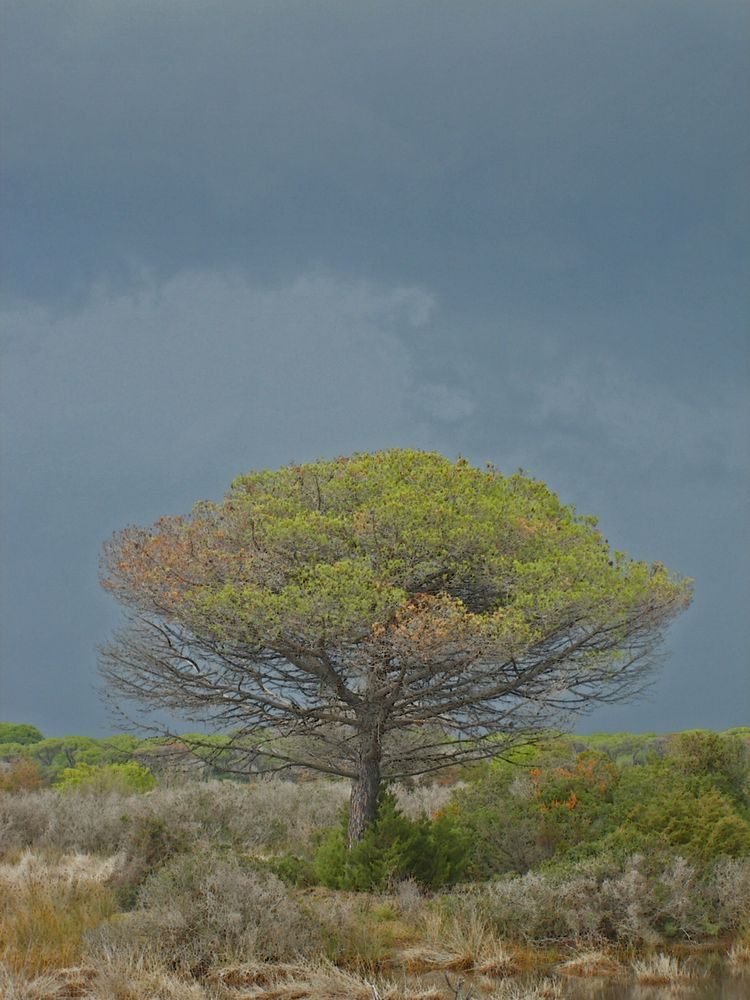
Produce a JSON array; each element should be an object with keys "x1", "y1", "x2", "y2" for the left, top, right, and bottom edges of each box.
[{"x1": 100, "y1": 450, "x2": 691, "y2": 843}]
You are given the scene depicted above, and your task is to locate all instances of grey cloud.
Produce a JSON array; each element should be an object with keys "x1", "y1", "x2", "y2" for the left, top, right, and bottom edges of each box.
[
  {"x1": 2, "y1": 272, "x2": 437, "y2": 480},
  {"x1": 3, "y1": 0, "x2": 748, "y2": 357},
  {"x1": 413, "y1": 384, "x2": 477, "y2": 423},
  {"x1": 0, "y1": 272, "x2": 448, "y2": 732},
  {"x1": 1, "y1": 0, "x2": 748, "y2": 735},
  {"x1": 527, "y1": 360, "x2": 749, "y2": 480}
]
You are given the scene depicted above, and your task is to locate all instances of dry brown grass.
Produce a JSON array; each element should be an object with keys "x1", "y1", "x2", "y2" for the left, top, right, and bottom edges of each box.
[
  {"x1": 213, "y1": 961, "x2": 451, "y2": 1000},
  {"x1": 0, "y1": 967, "x2": 70, "y2": 1000},
  {"x1": 632, "y1": 953, "x2": 695, "y2": 985},
  {"x1": 0, "y1": 853, "x2": 118, "y2": 975},
  {"x1": 487, "y1": 979, "x2": 564, "y2": 1000},
  {"x1": 92, "y1": 963, "x2": 216, "y2": 1000},
  {"x1": 398, "y1": 912, "x2": 517, "y2": 978},
  {"x1": 472, "y1": 945, "x2": 518, "y2": 978},
  {"x1": 728, "y1": 941, "x2": 750, "y2": 970},
  {"x1": 0, "y1": 959, "x2": 455, "y2": 1000},
  {"x1": 0, "y1": 965, "x2": 106, "y2": 1000},
  {"x1": 399, "y1": 946, "x2": 475, "y2": 974},
  {"x1": 556, "y1": 949, "x2": 624, "y2": 978},
  {"x1": 207, "y1": 962, "x2": 314, "y2": 989},
  {"x1": 303, "y1": 889, "x2": 414, "y2": 971}
]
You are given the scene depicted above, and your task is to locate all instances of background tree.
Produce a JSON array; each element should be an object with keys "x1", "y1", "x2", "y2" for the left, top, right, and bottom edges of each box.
[
  {"x1": 100, "y1": 450, "x2": 691, "y2": 842},
  {"x1": 0, "y1": 723, "x2": 44, "y2": 746}
]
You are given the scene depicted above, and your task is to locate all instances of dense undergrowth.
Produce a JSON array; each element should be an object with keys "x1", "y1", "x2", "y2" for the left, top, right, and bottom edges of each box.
[{"x1": 1, "y1": 728, "x2": 749, "y2": 998}]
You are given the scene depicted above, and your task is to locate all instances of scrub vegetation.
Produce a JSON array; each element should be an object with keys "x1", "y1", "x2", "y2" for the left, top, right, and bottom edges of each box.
[{"x1": 1, "y1": 726, "x2": 748, "y2": 998}]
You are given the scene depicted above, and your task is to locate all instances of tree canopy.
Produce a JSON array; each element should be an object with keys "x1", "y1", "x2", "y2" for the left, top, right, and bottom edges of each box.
[
  {"x1": 100, "y1": 450, "x2": 691, "y2": 840},
  {"x1": 0, "y1": 723, "x2": 44, "y2": 746}
]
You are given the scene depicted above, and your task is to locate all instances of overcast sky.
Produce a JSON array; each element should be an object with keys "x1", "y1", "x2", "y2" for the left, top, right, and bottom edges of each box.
[{"x1": 1, "y1": 0, "x2": 748, "y2": 738}]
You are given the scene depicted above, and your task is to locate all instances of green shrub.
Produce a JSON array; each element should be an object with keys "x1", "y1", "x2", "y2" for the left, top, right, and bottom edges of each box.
[
  {"x1": 455, "y1": 738, "x2": 750, "y2": 877},
  {"x1": 112, "y1": 814, "x2": 189, "y2": 907},
  {"x1": 454, "y1": 748, "x2": 620, "y2": 876},
  {"x1": 0, "y1": 724, "x2": 44, "y2": 747},
  {"x1": 667, "y1": 730, "x2": 750, "y2": 805},
  {"x1": 269, "y1": 852, "x2": 318, "y2": 887},
  {"x1": 56, "y1": 761, "x2": 156, "y2": 794},
  {"x1": 313, "y1": 790, "x2": 469, "y2": 890},
  {"x1": 453, "y1": 764, "x2": 550, "y2": 876},
  {"x1": 629, "y1": 784, "x2": 750, "y2": 862}
]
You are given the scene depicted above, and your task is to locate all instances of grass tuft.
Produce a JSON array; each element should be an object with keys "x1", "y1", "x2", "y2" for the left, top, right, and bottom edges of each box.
[
  {"x1": 399, "y1": 911, "x2": 518, "y2": 977},
  {"x1": 632, "y1": 953, "x2": 695, "y2": 985},
  {"x1": 488, "y1": 978, "x2": 564, "y2": 999},
  {"x1": 208, "y1": 960, "x2": 449, "y2": 999},
  {"x1": 728, "y1": 941, "x2": 750, "y2": 970},
  {"x1": 556, "y1": 949, "x2": 624, "y2": 978}
]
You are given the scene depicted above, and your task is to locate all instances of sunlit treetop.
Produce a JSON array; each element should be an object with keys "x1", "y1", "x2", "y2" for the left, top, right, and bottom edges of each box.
[{"x1": 105, "y1": 449, "x2": 687, "y2": 647}]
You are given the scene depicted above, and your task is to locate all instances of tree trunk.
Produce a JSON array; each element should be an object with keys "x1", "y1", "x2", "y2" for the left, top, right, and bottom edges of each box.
[{"x1": 348, "y1": 748, "x2": 381, "y2": 845}]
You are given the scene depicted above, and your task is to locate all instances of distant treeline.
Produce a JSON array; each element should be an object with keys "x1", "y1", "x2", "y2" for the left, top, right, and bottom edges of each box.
[{"x1": 1, "y1": 720, "x2": 748, "y2": 790}]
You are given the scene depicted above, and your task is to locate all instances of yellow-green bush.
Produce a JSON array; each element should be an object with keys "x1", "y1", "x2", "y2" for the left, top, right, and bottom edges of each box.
[{"x1": 56, "y1": 761, "x2": 156, "y2": 794}]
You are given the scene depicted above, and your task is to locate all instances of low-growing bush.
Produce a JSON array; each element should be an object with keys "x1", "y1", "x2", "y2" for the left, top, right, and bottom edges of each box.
[
  {"x1": 454, "y1": 733, "x2": 750, "y2": 878},
  {"x1": 668, "y1": 730, "x2": 750, "y2": 805},
  {"x1": 268, "y1": 852, "x2": 318, "y2": 886},
  {"x1": 712, "y1": 856, "x2": 750, "y2": 930},
  {"x1": 111, "y1": 814, "x2": 189, "y2": 907},
  {"x1": 90, "y1": 848, "x2": 321, "y2": 973},
  {"x1": 0, "y1": 788, "x2": 135, "y2": 855},
  {"x1": 393, "y1": 782, "x2": 460, "y2": 820},
  {"x1": 314, "y1": 791, "x2": 469, "y2": 891},
  {"x1": 438, "y1": 853, "x2": 750, "y2": 944},
  {"x1": 0, "y1": 758, "x2": 45, "y2": 794},
  {"x1": 148, "y1": 777, "x2": 348, "y2": 854},
  {"x1": 0, "y1": 776, "x2": 350, "y2": 857}
]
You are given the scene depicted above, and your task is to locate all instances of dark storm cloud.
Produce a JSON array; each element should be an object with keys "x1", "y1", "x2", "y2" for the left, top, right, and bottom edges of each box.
[
  {"x1": 0, "y1": 273, "x2": 464, "y2": 730},
  {"x1": 1, "y1": 0, "x2": 748, "y2": 734},
  {"x1": 5, "y1": 4, "x2": 747, "y2": 327}
]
